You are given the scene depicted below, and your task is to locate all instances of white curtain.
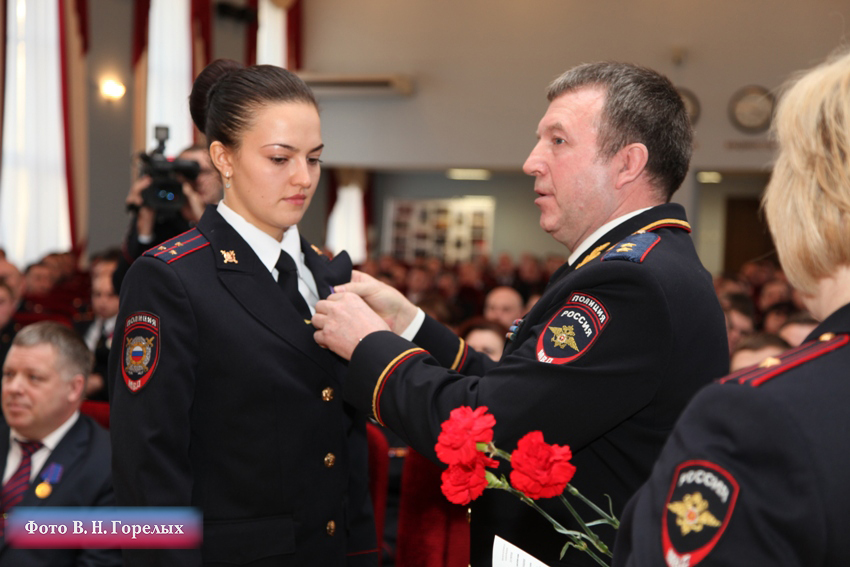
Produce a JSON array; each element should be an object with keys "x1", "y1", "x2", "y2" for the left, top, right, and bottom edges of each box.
[
  {"x1": 326, "y1": 185, "x2": 367, "y2": 265},
  {"x1": 0, "y1": 0, "x2": 70, "y2": 269},
  {"x1": 146, "y1": 0, "x2": 193, "y2": 156},
  {"x1": 257, "y1": 0, "x2": 287, "y2": 67}
]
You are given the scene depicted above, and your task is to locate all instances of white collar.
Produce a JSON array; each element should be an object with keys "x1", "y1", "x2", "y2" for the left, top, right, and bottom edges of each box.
[
  {"x1": 98, "y1": 315, "x2": 117, "y2": 333},
  {"x1": 568, "y1": 207, "x2": 653, "y2": 266},
  {"x1": 217, "y1": 201, "x2": 303, "y2": 276},
  {"x1": 10, "y1": 410, "x2": 79, "y2": 452}
]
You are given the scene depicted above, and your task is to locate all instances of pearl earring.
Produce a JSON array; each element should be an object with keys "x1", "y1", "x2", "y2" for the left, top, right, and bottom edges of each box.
[{"x1": 224, "y1": 172, "x2": 231, "y2": 189}]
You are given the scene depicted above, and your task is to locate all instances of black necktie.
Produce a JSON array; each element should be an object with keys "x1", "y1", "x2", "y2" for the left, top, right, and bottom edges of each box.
[
  {"x1": 95, "y1": 322, "x2": 108, "y2": 352},
  {"x1": 276, "y1": 251, "x2": 312, "y2": 320}
]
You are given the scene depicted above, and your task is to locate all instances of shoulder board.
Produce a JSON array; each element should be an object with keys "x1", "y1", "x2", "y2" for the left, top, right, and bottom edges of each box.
[
  {"x1": 719, "y1": 332, "x2": 849, "y2": 388},
  {"x1": 602, "y1": 232, "x2": 660, "y2": 264},
  {"x1": 143, "y1": 228, "x2": 209, "y2": 264}
]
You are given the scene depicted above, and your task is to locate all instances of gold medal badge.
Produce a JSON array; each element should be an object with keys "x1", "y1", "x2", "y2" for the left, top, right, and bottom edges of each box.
[{"x1": 35, "y1": 482, "x2": 52, "y2": 499}]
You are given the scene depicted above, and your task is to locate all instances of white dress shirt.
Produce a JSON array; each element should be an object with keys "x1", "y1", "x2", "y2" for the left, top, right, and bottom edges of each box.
[
  {"x1": 217, "y1": 201, "x2": 320, "y2": 313},
  {"x1": 566, "y1": 207, "x2": 652, "y2": 267},
  {"x1": 84, "y1": 315, "x2": 117, "y2": 351},
  {"x1": 4, "y1": 411, "x2": 80, "y2": 484}
]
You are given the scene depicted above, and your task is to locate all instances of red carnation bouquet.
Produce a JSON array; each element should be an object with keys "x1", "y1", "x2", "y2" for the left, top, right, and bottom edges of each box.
[{"x1": 435, "y1": 406, "x2": 619, "y2": 566}]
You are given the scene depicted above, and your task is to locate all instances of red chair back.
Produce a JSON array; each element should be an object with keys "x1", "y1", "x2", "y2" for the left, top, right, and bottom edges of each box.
[
  {"x1": 395, "y1": 448, "x2": 470, "y2": 567},
  {"x1": 366, "y1": 422, "x2": 389, "y2": 564},
  {"x1": 81, "y1": 400, "x2": 110, "y2": 429}
]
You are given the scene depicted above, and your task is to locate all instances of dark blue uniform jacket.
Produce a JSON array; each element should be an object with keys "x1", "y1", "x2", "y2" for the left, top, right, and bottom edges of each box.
[
  {"x1": 344, "y1": 203, "x2": 729, "y2": 566},
  {"x1": 614, "y1": 302, "x2": 850, "y2": 567},
  {"x1": 109, "y1": 207, "x2": 377, "y2": 567}
]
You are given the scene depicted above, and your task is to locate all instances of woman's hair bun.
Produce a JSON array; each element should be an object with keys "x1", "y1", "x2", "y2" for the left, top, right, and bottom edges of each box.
[{"x1": 189, "y1": 59, "x2": 245, "y2": 134}]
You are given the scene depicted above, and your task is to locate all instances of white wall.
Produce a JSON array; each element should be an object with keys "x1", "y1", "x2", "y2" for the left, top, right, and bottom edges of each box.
[
  {"x1": 86, "y1": 0, "x2": 850, "y2": 259},
  {"x1": 371, "y1": 170, "x2": 565, "y2": 261},
  {"x1": 301, "y1": 0, "x2": 850, "y2": 261},
  {"x1": 304, "y1": 0, "x2": 850, "y2": 172}
]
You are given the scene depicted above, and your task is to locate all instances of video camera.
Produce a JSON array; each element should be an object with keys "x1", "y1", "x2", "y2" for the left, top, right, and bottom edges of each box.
[{"x1": 138, "y1": 126, "x2": 200, "y2": 212}]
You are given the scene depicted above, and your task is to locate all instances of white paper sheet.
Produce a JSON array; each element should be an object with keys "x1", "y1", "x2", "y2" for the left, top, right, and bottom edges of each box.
[{"x1": 492, "y1": 535, "x2": 552, "y2": 567}]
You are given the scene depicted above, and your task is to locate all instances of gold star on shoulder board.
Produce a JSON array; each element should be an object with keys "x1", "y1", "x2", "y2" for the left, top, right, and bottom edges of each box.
[
  {"x1": 168, "y1": 250, "x2": 177, "y2": 256},
  {"x1": 220, "y1": 250, "x2": 238, "y2": 264},
  {"x1": 549, "y1": 325, "x2": 579, "y2": 352},
  {"x1": 667, "y1": 492, "x2": 721, "y2": 536},
  {"x1": 759, "y1": 356, "x2": 781, "y2": 368},
  {"x1": 616, "y1": 242, "x2": 637, "y2": 253}
]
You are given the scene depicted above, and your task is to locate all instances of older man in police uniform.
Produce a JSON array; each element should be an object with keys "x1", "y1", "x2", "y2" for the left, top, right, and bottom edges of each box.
[{"x1": 313, "y1": 62, "x2": 729, "y2": 566}]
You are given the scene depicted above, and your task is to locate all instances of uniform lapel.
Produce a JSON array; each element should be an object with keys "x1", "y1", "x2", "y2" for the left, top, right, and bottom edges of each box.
[
  {"x1": 300, "y1": 237, "x2": 352, "y2": 300},
  {"x1": 506, "y1": 204, "x2": 689, "y2": 356},
  {"x1": 0, "y1": 427, "x2": 9, "y2": 480},
  {"x1": 199, "y1": 210, "x2": 338, "y2": 375},
  {"x1": 552, "y1": 203, "x2": 687, "y2": 285},
  {"x1": 0, "y1": 425, "x2": 8, "y2": 553},
  {"x1": 16, "y1": 416, "x2": 88, "y2": 508}
]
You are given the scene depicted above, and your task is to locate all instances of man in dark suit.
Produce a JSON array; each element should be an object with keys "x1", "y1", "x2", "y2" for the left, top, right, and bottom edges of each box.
[
  {"x1": 0, "y1": 281, "x2": 17, "y2": 368},
  {"x1": 313, "y1": 62, "x2": 729, "y2": 566},
  {"x1": 0, "y1": 321, "x2": 120, "y2": 566},
  {"x1": 109, "y1": 205, "x2": 377, "y2": 566},
  {"x1": 73, "y1": 272, "x2": 119, "y2": 401}
]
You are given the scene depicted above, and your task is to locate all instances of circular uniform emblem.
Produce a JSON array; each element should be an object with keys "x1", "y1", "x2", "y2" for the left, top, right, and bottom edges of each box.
[
  {"x1": 536, "y1": 292, "x2": 609, "y2": 364},
  {"x1": 125, "y1": 336, "x2": 154, "y2": 373},
  {"x1": 121, "y1": 312, "x2": 161, "y2": 393},
  {"x1": 662, "y1": 460, "x2": 740, "y2": 566}
]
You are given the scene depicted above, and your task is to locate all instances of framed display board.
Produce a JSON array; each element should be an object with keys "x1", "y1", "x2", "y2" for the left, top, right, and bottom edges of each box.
[{"x1": 382, "y1": 196, "x2": 495, "y2": 264}]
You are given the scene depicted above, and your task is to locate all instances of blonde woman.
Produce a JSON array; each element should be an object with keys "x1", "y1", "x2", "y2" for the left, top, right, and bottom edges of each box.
[{"x1": 614, "y1": 50, "x2": 850, "y2": 566}]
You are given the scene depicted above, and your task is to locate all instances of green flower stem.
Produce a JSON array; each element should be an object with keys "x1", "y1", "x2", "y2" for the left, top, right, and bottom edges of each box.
[
  {"x1": 479, "y1": 442, "x2": 513, "y2": 461},
  {"x1": 562, "y1": 541, "x2": 611, "y2": 567},
  {"x1": 558, "y1": 494, "x2": 610, "y2": 557},
  {"x1": 503, "y1": 486, "x2": 589, "y2": 543},
  {"x1": 479, "y1": 442, "x2": 616, "y2": 566},
  {"x1": 513, "y1": 491, "x2": 610, "y2": 567},
  {"x1": 565, "y1": 484, "x2": 620, "y2": 529}
]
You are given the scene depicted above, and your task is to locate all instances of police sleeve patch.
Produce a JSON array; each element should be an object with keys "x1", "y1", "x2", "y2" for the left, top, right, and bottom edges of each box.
[
  {"x1": 121, "y1": 312, "x2": 161, "y2": 393},
  {"x1": 662, "y1": 460, "x2": 739, "y2": 566},
  {"x1": 535, "y1": 292, "x2": 609, "y2": 364}
]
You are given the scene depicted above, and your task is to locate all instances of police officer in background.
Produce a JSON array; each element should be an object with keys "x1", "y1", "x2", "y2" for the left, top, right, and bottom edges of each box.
[
  {"x1": 613, "y1": 49, "x2": 850, "y2": 566},
  {"x1": 313, "y1": 62, "x2": 729, "y2": 566}
]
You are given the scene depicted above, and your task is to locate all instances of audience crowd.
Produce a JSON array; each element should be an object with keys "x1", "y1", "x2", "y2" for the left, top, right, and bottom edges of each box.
[
  {"x1": 0, "y1": 243, "x2": 819, "y2": 566},
  {"x1": 0, "y1": 246, "x2": 815, "y2": 392}
]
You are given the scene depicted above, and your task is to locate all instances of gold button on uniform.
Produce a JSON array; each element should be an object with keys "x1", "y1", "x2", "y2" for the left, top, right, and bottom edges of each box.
[
  {"x1": 324, "y1": 453, "x2": 336, "y2": 468},
  {"x1": 321, "y1": 387, "x2": 334, "y2": 401},
  {"x1": 326, "y1": 520, "x2": 336, "y2": 535}
]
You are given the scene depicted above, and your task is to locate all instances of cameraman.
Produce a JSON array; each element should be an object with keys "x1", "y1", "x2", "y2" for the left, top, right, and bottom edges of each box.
[{"x1": 114, "y1": 144, "x2": 222, "y2": 292}]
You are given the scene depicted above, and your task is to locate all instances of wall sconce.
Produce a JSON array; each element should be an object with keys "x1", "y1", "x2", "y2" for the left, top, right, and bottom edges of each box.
[
  {"x1": 697, "y1": 171, "x2": 723, "y2": 184},
  {"x1": 100, "y1": 79, "x2": 126, "y2": 100},
  {"x1": 446, "y1": 168, "x2": 491, "y2": 181}
]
